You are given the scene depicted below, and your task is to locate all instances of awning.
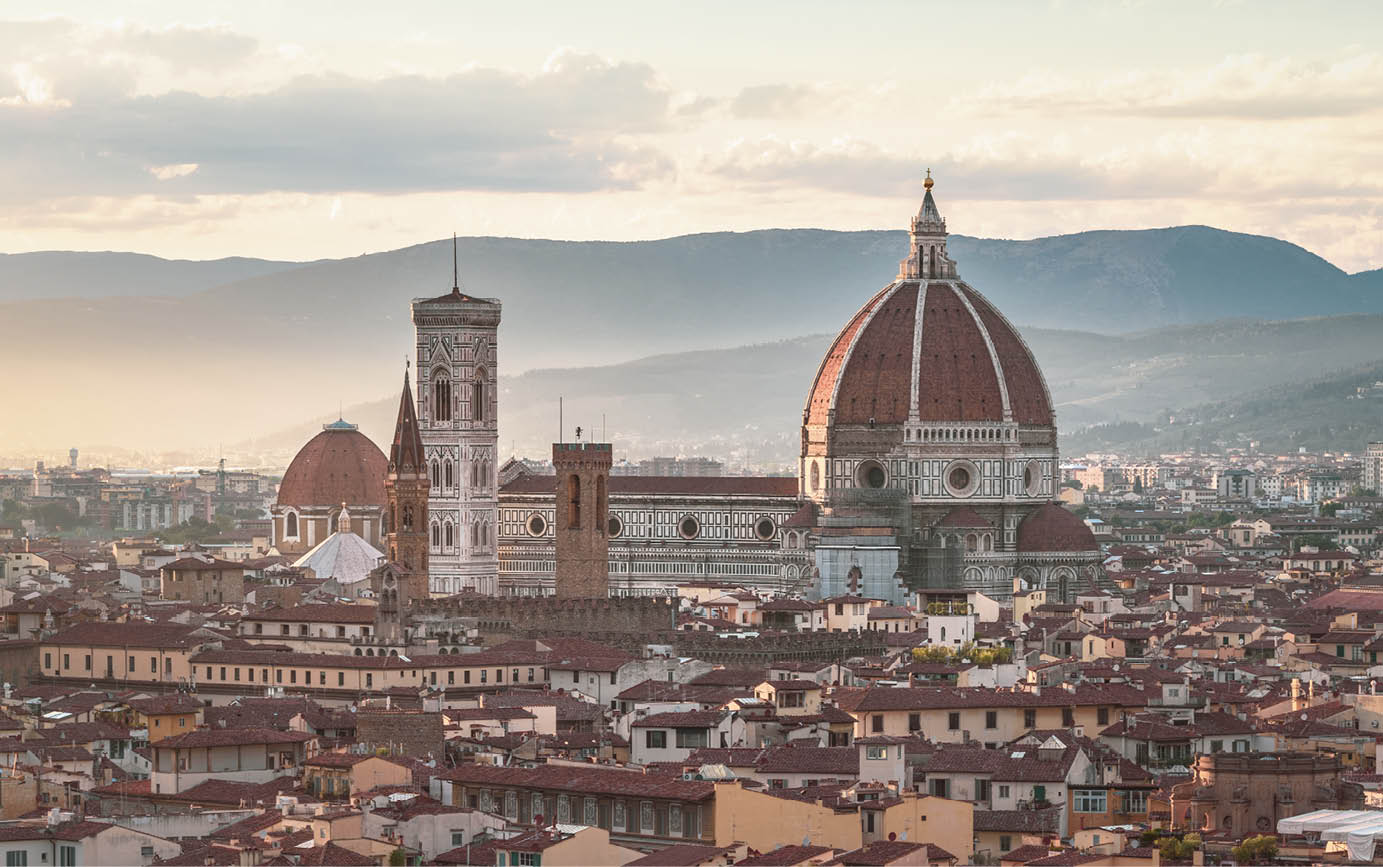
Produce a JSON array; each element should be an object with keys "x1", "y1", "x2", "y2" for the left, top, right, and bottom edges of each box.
[
  {"x1": 1278, "y1": 809, "x2": 1383, "y2": 862},
  {"x1": 1277, "y1": 809, "x2": 1364, "y2": 834}
]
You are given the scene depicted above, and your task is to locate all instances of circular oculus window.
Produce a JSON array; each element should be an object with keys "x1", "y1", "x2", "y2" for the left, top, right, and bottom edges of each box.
[
  {"x1": 525, "y1": 513, "x2": 547, "y2": 537},
  {"x1": 608, "y1": 515, "x2": 623, "y2": 538},
  {"x1": 857, "y1": 460, "x2": 887, "y2": 489},
  {"x1": 1024, "y1": 460, "x2": 1044, "y2": 497},
  {"x1": 945, "y1": 461, "x2": 980, "y2": 498},
  {"x1": 754, "y1": 517, "x2": 776, "y2": 541},
  {"x1": 679, "y1": 516, "x2": 701, "y2": 539}
]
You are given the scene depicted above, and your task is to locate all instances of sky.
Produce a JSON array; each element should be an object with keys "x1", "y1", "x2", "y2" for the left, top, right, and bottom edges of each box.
[{"x1": 2, "y1": 0, "x2": 1382, "y2": 271}]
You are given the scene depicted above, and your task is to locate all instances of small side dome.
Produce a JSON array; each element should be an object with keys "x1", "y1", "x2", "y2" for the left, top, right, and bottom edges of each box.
[
  {"x1": 277, "y1": 423, "x2": 388, "y2": 509},
  {"x1": 1017, "y1": 503, "x2": 1099, "y2": 553}
]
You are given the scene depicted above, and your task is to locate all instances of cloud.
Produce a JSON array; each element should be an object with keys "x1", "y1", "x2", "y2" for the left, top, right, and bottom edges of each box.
[
  {"x1": 0, "y1": 48, "x2": 677, "y2": 202},
  {"x1": 149, "y1": 163, "x2": 199, "y2": 180},
  {"x1": 102, "y1": 23, "x2": 260, "y2": 71},
  {"x1": 729, "y1": 84, "x2": 832, "y2": 119},
  {"x1": 963, "y1": 53, "x2": 1383, "y2": 119},
  {"x1": 701, "y1": 135, "x2": 1228, "y2": 201}
]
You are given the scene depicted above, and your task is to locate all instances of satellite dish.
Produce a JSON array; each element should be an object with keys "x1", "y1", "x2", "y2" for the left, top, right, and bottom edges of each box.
[{"x1": 1301, "y1": 713, "x2": 1308, "y2": 721}]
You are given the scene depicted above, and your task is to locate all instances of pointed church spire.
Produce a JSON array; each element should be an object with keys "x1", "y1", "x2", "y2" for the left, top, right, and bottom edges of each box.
[{"x1": 390, "y1": 366, "x2": 426, "y2": 475}]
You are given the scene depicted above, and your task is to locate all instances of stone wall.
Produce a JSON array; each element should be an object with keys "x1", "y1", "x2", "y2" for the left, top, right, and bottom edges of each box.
[
  {"x1": 672, "y1": 630, "x2": 886, "y2": 665},
  {"x1": 356, "y1": 709, "x2": 445, "y2": 761},
  {"x1": 415, "y1": 595, "x2": 676, "y2": 642}
]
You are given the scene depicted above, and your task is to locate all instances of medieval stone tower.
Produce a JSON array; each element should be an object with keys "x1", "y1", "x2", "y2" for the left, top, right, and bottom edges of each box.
[
  {"x1": 385, "y1": 367, "x2": 430, "y2": 602},
  {"x1": 553, "y1": 441, "x2": 612, "y2": 598},
  {"x1": 411, "y1": 250, "x2": 502, "y2": 596}
]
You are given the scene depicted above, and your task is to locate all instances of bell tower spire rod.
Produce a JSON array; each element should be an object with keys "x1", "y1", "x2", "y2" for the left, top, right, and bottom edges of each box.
[{"x1": 452, "y1": 233, "x2": 459, "y2": 291}]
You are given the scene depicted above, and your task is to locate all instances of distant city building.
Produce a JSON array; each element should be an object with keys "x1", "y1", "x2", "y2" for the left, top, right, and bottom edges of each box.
[
  {"x1": 635, "y1": 456, "x2": 724, "y2": 477},
  {"x1": 1214, "y1": 468, "x2": 1257, "y2": 500},
  {"x1": 1302, "y1": 473, "x2": 1347, "y2": 503},
  {"x1": 1364, "y1": 441, "x2": 1383, "y2": 493}
]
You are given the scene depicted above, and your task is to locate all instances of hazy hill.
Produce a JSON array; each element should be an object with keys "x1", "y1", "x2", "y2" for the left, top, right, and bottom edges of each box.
[
  {"x1": 3, "y1": 225, "x2": 1381, "y2": 453},
  {"x1": 0, "y1": 251, "x2": 304, "y2": 300},
  {"x1": 246, "y1": 314, "x2": 1383, "y2": 469},
  {"x1": 1063, "y1": 360, "x2": 1383, "y2": 456}
]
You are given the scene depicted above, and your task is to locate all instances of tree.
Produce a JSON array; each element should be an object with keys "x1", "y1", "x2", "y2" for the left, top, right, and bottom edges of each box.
[
  {"x1": 1062, "y1": 479, "x2": 1083, "y2": 490},
  {"x1": 910, "y1": 642, "x2": 1012, "y2": 666},
  {"x1": 911, "y1": 646, "x2": 955, "y2": 663},
  {"x1": 1231, "y1": 835, "x2": 1278, "y2": 865},
  {"x1": 1297, "y1": 532, "x2": 1338, "y2": 552},
  {"x1": 1157, "y1": 833, "x2": 1201, "y2": 862},
  {"x1": 388, "y1": 848, "x2": 407, "y2": 867},
  {"x1": 1321, "y1": 502, "x2": 1341, "y2": 517}
]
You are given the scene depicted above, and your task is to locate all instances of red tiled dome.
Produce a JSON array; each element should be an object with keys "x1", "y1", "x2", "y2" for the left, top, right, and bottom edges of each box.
[
  {"x1": 805, "y1": 279, "x2": 1053, "y2": 428},
  {"x1": 1017, "y1": 503, "x2": 1099, "y2": 553},
  {"x1": 277, "y1": 426, "x2": 388, "y2": 509}
]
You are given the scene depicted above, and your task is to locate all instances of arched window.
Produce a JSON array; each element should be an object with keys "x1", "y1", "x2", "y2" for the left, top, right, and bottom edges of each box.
[
  {"x1": 433, "y1": 376, "x2": 452, "y2": 422},
  {"x1": 568, "y1": 474, "x2": 581, "y2": 529},
  {"x1": 431, "y1": 522, "x2": 440, "y2": 548},
  {"x1": 403, "y1": 505, "x2": 414, "y2": 531},
  {"x1": 471, "y1": 460, "x2": 479, "y2": 488},
  {"x1": 444, "y1": 522, "x2": 454, "y2": 549},
  {"x1": 597, "y1": 476, "x2": 607, "y2": 534},
  {"x1": 473, "y1": 368, "x2": 486, "y2": 422},
  {"x1": 472, "y1": 522, "x2": 480, "y2": 547},
  {"x1": 285, "y1": 511, "x2": 299, "y2": 538},
  {"x1": 444, "y1": 459, "x2": 453, "y2": 489},
  {"x1": 430, "y1": 460, "x2": 440, "y2": 487}
]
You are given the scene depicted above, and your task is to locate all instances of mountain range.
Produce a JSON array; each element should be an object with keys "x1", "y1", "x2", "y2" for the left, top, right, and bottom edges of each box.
[
  {"x1": 250, "y1": 314, "x2": 1383, "y2": 469},
  {"x1": 1064, "y1": 360, "x2": 1383, "y2": 457},
  {"x1": 2, "y1": 225, "x2": 1380, "y2": 459}
]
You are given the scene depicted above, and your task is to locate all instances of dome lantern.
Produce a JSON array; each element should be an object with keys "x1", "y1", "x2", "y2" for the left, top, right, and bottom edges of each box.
[{"x1": 899, "y1": 169, "x2": 957, "y2": 280}]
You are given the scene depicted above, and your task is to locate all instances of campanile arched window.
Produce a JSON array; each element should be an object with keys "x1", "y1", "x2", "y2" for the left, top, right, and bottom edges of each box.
[
  {"x1": 473, "y1": 368, "x2": 486, "y2": 422},
  {"x1": 433, "y1": 375, "x2": 452, "y2": 422},
  {"x1": 444, "y1": 459, "x2": 453, "y2": 489},
  {"x1": 285, "y1": 511, "x2": 298, "y2": 538}
]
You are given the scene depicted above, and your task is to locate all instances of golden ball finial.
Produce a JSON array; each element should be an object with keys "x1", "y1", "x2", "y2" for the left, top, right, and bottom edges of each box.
[{"x1": 924, "y1": 168, "x2": 933, "y2": 191}]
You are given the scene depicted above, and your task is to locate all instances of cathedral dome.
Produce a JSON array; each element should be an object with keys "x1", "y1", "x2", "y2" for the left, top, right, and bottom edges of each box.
[
  {"x1": 277, "y1": 420, "x2": 388, "y2": 509},
  {"x1": 805, "y1": 280, "x2": 1052, "y2": 427},
  {"x1": 804, "y1": 177, "x2": 1052, "y2": 429},
  {"x1": 1016, "y1": 503, "x2": 1099, "y2": 553}
]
